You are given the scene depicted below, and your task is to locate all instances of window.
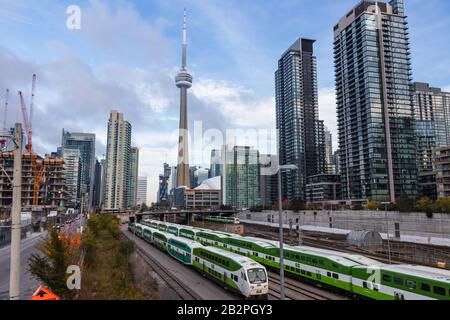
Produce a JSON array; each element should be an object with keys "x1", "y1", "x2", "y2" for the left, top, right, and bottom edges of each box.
[
  {"x1": 394, "y1": 277, "x2": 404, "y2": 286},
  {"x1": 382, "y1": 274, "x2": 392, "y2": 282},
  {"x1": 406, "y1": 280, "x2": 416, "y2": 289},
  {"x1": 433, "y1": 286, "x2": 445, "y2": 296},
  {"x1": 420, "y1": 283, "x2": 430, "y2": 292},
  {"x1": 363, "y1": 282, "x2": 368, "y2": 289},
  {"x1": 327, "y1": 272, "x2": 331, "y2": 277},
  {"x1": 332, "y1": 273, "x2": 339, "y2": 280}
]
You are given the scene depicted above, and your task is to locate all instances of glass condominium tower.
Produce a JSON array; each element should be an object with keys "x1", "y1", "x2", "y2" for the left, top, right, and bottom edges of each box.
[
  {"x1": 334, "y1": 0, "x2": 417, "y2": 203},
  {"x1": 222, "y1": 145, "x2": 260, "y2": 209},
  {"x1": 275, "y1": 38, "x2": 324, "y2": 202},
  {"x1": 104, "y1": 110, "x2": 132, "y2": 210}
]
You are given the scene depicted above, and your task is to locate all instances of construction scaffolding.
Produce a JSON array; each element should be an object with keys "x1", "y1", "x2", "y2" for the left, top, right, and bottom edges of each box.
[{"x1": 0, "y1": 152, "x2": 68, "y2": 211}]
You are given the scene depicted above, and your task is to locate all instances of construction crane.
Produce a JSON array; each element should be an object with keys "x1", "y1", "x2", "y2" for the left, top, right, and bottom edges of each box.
[
  {"x1": 0, "y1": 89, "x2": 9, "y2": 148},
  {"x1": 18, "y1": 74, "x2": 45, "y2": 206}
]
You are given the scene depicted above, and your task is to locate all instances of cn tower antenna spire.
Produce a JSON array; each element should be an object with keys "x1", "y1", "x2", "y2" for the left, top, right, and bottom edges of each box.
[{"x1": 182, "y1": 8, "x2": 187, "y2": 69}]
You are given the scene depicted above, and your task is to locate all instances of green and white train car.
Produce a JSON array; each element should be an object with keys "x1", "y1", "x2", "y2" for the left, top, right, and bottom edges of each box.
[
  {"x1": 167, "y1": 237, "x2": 202, "y2": 265},
  {"x1": 133, "y1": 222, "x2": 269, "y2": 299},
  {"x1": 208, "y1": 234, "x2": 360, "y2": 292},
  {"x1": 196, "y1": 215, "x2": 240, "y2": 225},
  {"x1": 192, "y1": 246, "x2": 268, "y2": 299},
  {"x1": 140, "y1": 220, "x2": 450, "y2": 300},
  {"x1": 351, "y1": 264, "x2": 450, "y2": 300}
]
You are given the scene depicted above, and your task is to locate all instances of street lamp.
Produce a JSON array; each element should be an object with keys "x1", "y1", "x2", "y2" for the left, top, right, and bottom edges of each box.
[
  {"x1": 381, "y1": 202, "x2": 392, "y2": 264},
  {"x1": 277, "y1": 164, "x2": 298, "y2": 300}
]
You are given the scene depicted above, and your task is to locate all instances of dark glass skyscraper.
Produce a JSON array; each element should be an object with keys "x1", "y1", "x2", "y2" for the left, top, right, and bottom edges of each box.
[
  {"x1": 334, "y1": 0, "x2": 417, "y2": 202},
  {"x1": 92, "y1": 159, "x2": 102, "y2": 210},
  {"x1": 275, "y1": 38, "x2": 324, "y2": 202},
  {"x1": 61, "y1": 129, "x2": 96, "y2": 208}
]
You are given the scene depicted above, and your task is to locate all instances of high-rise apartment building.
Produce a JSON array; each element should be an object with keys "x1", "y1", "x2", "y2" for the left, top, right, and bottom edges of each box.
[
  {"x1": 435, "y1": 147, "x2": 450, "y2": 198},
  {"x1": 158, "y1": 163, "x2": 171, "y2": 203},
  {"x1": 104, "y1": 110, "x2": 132, "y2": 210},
  {"x1": 61, "y1": 148, "x2": 82, "y2": 208},
  {"x1": 91, "y1": 159, "x2": 102, "y2": 210},
  {"x1": 275, "y1": 38, "x2": 325, "y2": 202},
  {"x1": 137, "y1": 176, "x2": 148, "y2": 206},
  {"x1": 99, "y1": 159, "x2": 106, "y2": 208},
  {"x1": 128, "y1": 147, "x2": 139, "y2": 208},
  {"x1": 61, "y1": 129, "x2": 96, "y2": 208},
  {"x1": 324, "y1": 126, "x2": 336, "y2": 174},
  {"x1": 334, "y1": 0, "x2": 417, "y2": 202},
  {"x1": 222, "y1": 145, "x2": 260, "y2": 209},
  {"x1": 413, "y1": 83, "x2": 450, "y2": 199},
  {"x1": 210, "y1": 149, "x2": 222, "y2": 178}
]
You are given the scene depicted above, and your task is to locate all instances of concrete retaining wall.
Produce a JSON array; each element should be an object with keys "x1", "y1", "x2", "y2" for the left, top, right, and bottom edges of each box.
[{"x1": 238, "y1": 210, "x2": 450, "y2": 239}]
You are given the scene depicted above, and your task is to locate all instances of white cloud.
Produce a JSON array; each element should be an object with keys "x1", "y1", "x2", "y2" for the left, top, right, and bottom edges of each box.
[
  {"x1": 82, "y1": 0, "x2": 174, "y2": 65},
  {"x1": 192, "y1": 78, "x2": 275, "y2": 128}
]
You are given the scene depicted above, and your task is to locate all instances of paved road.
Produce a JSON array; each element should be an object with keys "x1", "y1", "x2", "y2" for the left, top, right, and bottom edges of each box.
[
  {"x1": 0, "y1": 215, "x2": 85, "y2": 300},
  {"x1": 0, "y1": 232, "x2": 47, "y2": 300},
  {"x1": 122, "y1": 226, "x2": 238, "y2": 300}
]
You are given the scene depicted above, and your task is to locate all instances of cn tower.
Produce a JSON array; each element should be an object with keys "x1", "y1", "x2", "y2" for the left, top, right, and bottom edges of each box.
[{"x1": 175, "y1": 9, "x2": 192, "y2": 188}]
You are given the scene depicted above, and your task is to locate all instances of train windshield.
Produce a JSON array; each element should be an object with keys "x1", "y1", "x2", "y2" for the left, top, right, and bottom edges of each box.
[{"x1": 247, "y1": 268, "x2": 267, "y2": 284}]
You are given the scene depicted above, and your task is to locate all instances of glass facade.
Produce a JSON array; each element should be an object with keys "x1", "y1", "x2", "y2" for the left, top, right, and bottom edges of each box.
[
  {"x1": 222, "y1": 145, "x2": 260, "y2": 209},
  {"x1": 413, "y1": 83, "x2": 450, "y2": 199},
  {"x1": 275, "y1": 38, "x2": 325, "y2": 202},
  {"x1": 334, "y1": 0, "x2": 417, "y2": 202},
  {"x1": 61, "y1": 148, "x2": 82, "y2": 207},
  {"x1": 61, "y1": 129, "x2": 96, "y2": 208},
  {"x1": 128, "y1": 147, "x2": 139, "y2": 208}
]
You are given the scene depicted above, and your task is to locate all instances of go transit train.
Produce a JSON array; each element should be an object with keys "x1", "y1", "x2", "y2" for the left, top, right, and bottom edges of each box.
[
  {"x1": 128, "y1": 222, "x2": 269, "y2": 299},
  {"x1": 141, "y1": 219, "x2": 450, "y2": 300}
]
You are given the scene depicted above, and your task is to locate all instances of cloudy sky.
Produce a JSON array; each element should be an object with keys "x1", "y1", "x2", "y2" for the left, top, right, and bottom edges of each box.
[{"x1": 0, "y1": 0, "x2": 449, "y2": 203}]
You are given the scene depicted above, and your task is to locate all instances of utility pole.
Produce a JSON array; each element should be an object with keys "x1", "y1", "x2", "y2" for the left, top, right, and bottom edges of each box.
[
  {"x1": 277, "y1": 169, "x2": 285, "y2": 300},
  {"x1": 9, "y1": 123, "x2": 23, "y2": 300},
  {"x1": 381, "y1": 202, "x2": 392, "y2": 264},
  {"x1": 276, "y1": 164, "x2": 297, "y2": 301}
]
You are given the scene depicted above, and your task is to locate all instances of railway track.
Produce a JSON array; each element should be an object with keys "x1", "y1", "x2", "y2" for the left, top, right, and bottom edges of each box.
[
  {"x1": 268, "y1": 271, "x2": 347, "y2": 300},
  {"x1": 122, "y1": 232, "x2": 201, "y2": 300}
]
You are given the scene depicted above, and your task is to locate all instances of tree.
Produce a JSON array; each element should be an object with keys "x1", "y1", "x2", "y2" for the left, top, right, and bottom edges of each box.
[
  {"x1": 435, "y1": 197, "x2": 450, "y2": 213},
  {"x1": 415, "y1": 197, "x2": 435, "y2": 215},
  {"x1": 365, "y1": 200, "x2": 379, "y2": 211},
  {"x1": 28, "y1": 228, "x2": 77, "y2": 299}
]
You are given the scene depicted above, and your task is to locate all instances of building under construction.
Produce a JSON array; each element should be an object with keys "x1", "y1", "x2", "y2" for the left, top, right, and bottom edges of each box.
[{"x1": 0, "y1": 152, "x2": 68, "y2": 214}]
